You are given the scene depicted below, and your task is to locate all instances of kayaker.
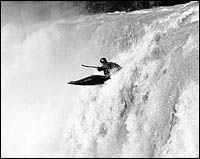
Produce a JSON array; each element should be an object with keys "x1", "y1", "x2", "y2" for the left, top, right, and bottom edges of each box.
[{"x1": 97, "y1": 57, "x2": 122, "y2": 77}]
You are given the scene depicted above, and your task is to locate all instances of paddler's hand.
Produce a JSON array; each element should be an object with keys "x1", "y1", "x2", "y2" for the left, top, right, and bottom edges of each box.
[{"x1": 97, "y1": 67, "x2": 103, "y2": 71}]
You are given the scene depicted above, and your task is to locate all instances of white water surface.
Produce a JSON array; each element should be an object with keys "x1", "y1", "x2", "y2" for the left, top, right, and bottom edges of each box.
[{"x1": 1, "y1": 1, "x2": 199, "y2": 158}]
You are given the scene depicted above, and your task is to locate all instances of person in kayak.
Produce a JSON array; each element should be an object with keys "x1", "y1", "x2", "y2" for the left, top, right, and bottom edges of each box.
[
  {"x1": 68, "y1": 58, "x2": 121, "y2": 85},
  {"x1": 97, "y1": 57, "x2": 122, "y2": 77}
]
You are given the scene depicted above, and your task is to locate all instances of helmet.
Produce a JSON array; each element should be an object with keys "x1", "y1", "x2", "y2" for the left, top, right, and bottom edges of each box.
[{"x1": 100, "y1": 57, "x2": 107, "y2": 64}]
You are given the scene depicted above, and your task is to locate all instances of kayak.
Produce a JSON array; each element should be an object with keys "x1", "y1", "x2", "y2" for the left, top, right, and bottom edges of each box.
[{"x1": 68, "y1": 75, "x2": 110, "y2": 85}]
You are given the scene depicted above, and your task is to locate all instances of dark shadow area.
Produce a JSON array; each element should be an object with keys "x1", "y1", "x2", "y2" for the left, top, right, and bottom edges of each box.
[{"x1": 79, "y1": 1, "x2": 192, "y2": 14}]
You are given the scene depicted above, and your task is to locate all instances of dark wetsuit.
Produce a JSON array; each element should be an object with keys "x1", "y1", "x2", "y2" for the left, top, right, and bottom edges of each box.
[{"x1": 98, "y1": 62, "x2": 122, "y2": 77}]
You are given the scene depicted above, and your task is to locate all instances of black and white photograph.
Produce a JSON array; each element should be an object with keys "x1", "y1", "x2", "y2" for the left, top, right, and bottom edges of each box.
[{"x1": 1, "y1": 1, "x2": 199, "y2": 158}]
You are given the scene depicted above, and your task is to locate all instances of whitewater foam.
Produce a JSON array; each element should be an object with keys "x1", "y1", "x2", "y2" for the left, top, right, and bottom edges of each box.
[
  {"x1": 1, "y1": 2, "x2": 199, "y2": 158},
  {"x1": 60, "y1": 2, "x2": 199, "y2": 158}
]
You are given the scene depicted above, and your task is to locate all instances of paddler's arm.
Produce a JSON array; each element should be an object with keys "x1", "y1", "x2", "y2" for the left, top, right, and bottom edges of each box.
[
  {"x1": 81, "y1": 64, "x2": 104, "y2": 72},
  {"x1": 81, "y1": 64, "x2": 99, "y2": 69}
]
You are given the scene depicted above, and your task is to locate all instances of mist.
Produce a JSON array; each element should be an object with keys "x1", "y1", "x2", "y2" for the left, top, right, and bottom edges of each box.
[{"x1": 1, "y1": 1, "x2": 95, "y2": 157}]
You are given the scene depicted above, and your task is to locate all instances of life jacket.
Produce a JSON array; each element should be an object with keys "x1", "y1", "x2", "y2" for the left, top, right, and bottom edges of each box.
[{"x1": 101, "y1": 62, "x2": 121, "y2": 77}]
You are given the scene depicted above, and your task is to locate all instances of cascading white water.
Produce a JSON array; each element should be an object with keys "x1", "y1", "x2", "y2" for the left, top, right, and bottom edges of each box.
[
  {"x1": 60, "y1": 2, "x2": 199, "y2": 158},
  {"x1": 1, "y1": 1, "x2": 199, "y2": 158}
]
